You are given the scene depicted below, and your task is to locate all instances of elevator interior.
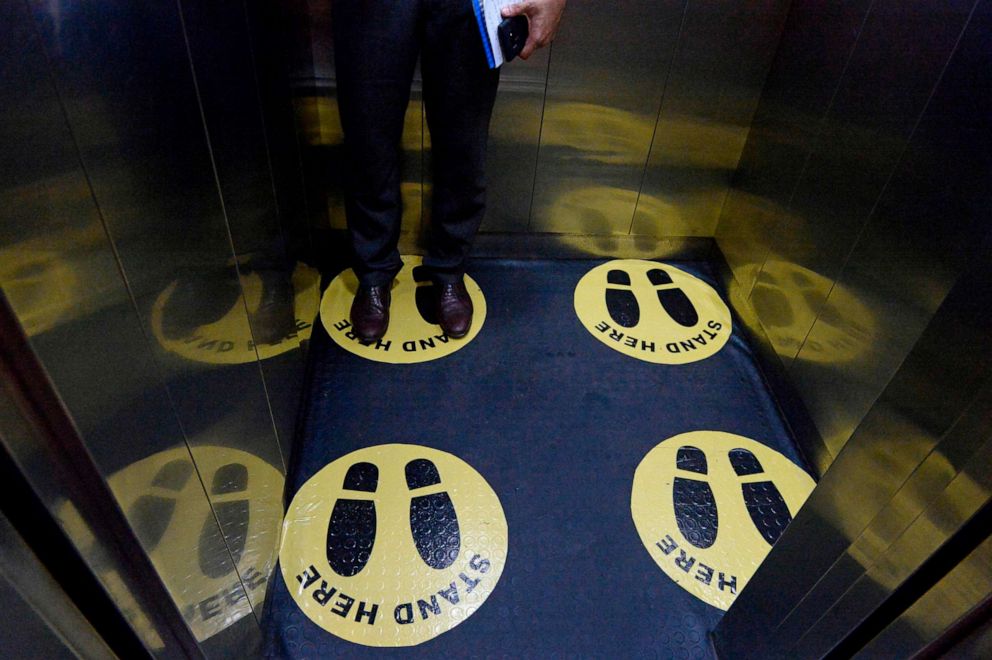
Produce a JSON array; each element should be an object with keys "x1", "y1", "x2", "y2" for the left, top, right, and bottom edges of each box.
[{"x1": 1, "y1": 0, "x2": 991, "y2": 657}]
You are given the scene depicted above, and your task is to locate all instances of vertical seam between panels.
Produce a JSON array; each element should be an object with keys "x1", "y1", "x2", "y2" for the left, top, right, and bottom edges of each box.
[
  {"x1": 524, "y1": 45, "x2": 554, "y2": 232},
  {"x1": 27, "y1": 0, "x2": 228, "y2": 645},
  {"x1": 627, "y1": 0, "x2": 690, "y2": 236},
  {"x1": 714, "y1": 2, "x2": 795, "y2": 244},
  {"x1": 241, "y1": 0, "x2": 290, "y2": 260},
  {"x1": 780, "y1": 378, "x2": 989, "y2": 655},
  {"x1": 746, "y1": 0, "x2": 876, "y2": 315},
  {"x1": 790, "y1": 0, "x2": 980, "y2": 371},
  {"x1": 176, "y1": 0, "x2": 286, "y2": 627}
]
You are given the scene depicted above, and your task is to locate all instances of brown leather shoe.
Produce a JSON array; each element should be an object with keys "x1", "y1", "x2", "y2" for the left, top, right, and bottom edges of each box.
[
  {"x1": 435, "y1": 280, "x2": 473, "y2": 339},
  {"x1": 350, "y1": 284, "x2": 391, "y2": 342}
]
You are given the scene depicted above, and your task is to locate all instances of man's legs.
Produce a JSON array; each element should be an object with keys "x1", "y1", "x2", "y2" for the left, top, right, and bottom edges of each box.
[
  {"x1": 332, "y1": 0, "x2": 421, "y2": 288},
  {"x1": 420, "y1": 0, "x2": 501, "y2": 284}
]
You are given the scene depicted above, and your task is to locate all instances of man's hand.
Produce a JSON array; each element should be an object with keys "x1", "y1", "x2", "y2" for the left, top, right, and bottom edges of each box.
[{"x1": 501, "y1": 0, "x2": 566, "y2": 61}]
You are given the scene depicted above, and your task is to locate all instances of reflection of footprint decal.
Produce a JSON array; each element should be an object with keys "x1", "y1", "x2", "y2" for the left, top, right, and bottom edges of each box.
[
  {"x1": 729, "y1": 448, "x2": 792, "y2": 546},
  {"x1": 412, "y1": 266, "x2": 438, "y2": 325},
  {"x1": 326, "y1": 462, "x2": 379, "y2": 577},
  {"x1": 750, "y1": 282, "x2": 793, "y2": 328},
  {"x1": 130, "y1": 459, "x2": 193, "y2": 550},
  {"x1": 672, "y1": 446, "x2": 718, "y2": 549},
  {"x1": 647, "y1": 268, "x2": 698, "y2": 327},
  {"x1": 199, "y1": 463, "x2": 250, "y2": 577},
  {"x1": 406, "y1": 458, "x2": 460, "y2": 570},
  {"x1": 605, "y1": 269, "x2": 639, "y2": 328}
]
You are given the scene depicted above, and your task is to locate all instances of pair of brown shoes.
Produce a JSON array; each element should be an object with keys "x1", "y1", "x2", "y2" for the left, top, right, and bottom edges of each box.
[{"x1": 350, "y1": 279, "x2": 473, "y2": 343}]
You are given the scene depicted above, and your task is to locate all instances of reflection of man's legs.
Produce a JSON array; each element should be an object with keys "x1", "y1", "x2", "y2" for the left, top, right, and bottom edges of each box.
[
  {"x1": 333, "y1": 0, "x2": 420, "y2": 341},
  {"x1": 421, "y1": 1, "x2": 501, "y2": 337}
]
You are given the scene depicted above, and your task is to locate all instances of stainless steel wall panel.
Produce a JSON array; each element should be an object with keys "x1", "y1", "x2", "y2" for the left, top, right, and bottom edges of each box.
[
  {"x1": 28, "y1": 0, "x2": 283, "y2": 626},
  {"x1": 713, "y1": 164, "x2": 992, "y2": 658},
  {"x1": 527, "y1": 0, "x2": 686, "y2": 236},
  {"x1": 0, "y1": 511, "x2": 112, "y2": 659},
  {"x1": 789, "y1": 2, "x2": 991, "y2": 457},
  {"x1": 481, "y1": 52, "x2": 550, "y2": 233},
  {"x1": 859, "y1": 536, "x2": 992, "y2": 658},
  {"x1": 749, "y1": 0, "x2": 975, "y2": 370},
  {"x1": 300, "y1": 0, "x2": 789, "y2": 251},
  {"x1": 180, "y1": 0, "x2": 311, "y2": 472},
  {"x1": 4, "y1": 0, "x2": 299, "y2": 650},
  {"x1": 796, "y1": 431, "x2": 992, "y2": 657},
  {"x1": 770, "y1": 381, "x2": 992, "y2": 655},
  {"x1": 714, "y1": 0, "x2": 984, "y2": 472},
  {"x1": 716, "y1": 0, "x2": 873, "y2": 300},
  {"x1": 631, "y1": 0, "x2": 791, "y2": 240}
]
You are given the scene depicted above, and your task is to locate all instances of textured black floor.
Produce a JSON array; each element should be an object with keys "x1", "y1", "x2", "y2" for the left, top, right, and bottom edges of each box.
[{"x1": 262, "y1": 258, "x2": 810, "y2": 658}]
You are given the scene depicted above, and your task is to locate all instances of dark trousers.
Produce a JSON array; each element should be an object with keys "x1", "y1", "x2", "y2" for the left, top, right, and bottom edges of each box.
[{"x1": 332, "y1": 0, "x2": 501, "y2": 286}]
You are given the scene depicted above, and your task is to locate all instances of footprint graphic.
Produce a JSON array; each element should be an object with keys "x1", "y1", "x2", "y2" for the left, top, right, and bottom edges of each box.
[
  {"x1": 199, "y1": 463, "x2": 250, "y2": 578},
  {"x1": 647, "y1": 268, "x2": 698, "y2": 327},
  {"x1": 413, "y1": 265, "x2": 439, "y2": 325},
  {"x1": 672, "y1": 446, "x2": 718, "y2": 549},
  {"x1": 605, "y1": 269, "x2": 639, "y2": 328},
  {"x1": 130, "y1": 459, "x2": 193, "y2": 550},
  {"x1": 326, "y1": 462, "x2": 379, "y2": 577},
  {"x1": 406, "y1": 458, "x2": 460, "y2": 570},
  {"x1": 729, "y1": 448, "x2": 792, "y2": 546}
]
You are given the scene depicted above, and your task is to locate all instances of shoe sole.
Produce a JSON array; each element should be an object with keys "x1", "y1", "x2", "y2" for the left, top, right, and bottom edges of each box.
[
  {"x1": 729, "y1": 448, "x2": 792, "y2": 546},
  {"x1": 406, "y1": 458, "x2": 461, "y2": 570},
  {"x1": 605, "y1": 269, "x2": 640, "y2": 328},
  {"x1": 326, "y1": 462, "x2": 379, "y2": 577},
  {"x1": 647, "y1": 268, "x2": 699, "y2": 327},
  {"x1": 673, "y1": 445, "x2": 718, "y2": 549}
]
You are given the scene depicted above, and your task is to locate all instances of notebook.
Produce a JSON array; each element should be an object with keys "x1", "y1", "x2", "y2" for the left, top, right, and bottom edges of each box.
[{"x1": 471, "y1": 0, "x2": 516, "y2": 68}]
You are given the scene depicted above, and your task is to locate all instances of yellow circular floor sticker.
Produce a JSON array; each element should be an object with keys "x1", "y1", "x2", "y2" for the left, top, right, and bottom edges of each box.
[
  {"x1": 574, "y1": 260, "x2": 732, "y2": 364},
  {"x1": 59, "y1": 446, "x2": 284, "y2": 642},
  {"x1": 151, "y1": 263, "x2": 320, "y2": 364},
  {"x1": 631, "y1": 431, "x2": 815, "y2": 610},
  {"x1": 319, "y1": 256, "x2": 486, "y2": 363},
  {"x1": 280, "y1": 444, "x2": 508, "y2": 647}
]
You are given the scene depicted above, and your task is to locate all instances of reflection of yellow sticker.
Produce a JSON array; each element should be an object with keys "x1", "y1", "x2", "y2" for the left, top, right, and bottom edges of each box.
[
  {"x1": 319, "y1": 256, "x2": 486, "y2": 364},
  {"x1": 751, "y1": 260, "x2": 875, "y2": 364},
  {"x1": 151, "y1": 263, "x2": 320, "y2": 364},
  {"x1": 574, "y1": 260, "x2": 732, "y2": 364},
  {"x1": 279, "y1": 444, "x2": 507, "y2": 647},
  {"x1": 631, "y1": 431, "x2": 815, "y2": 610},
  {"x1": 59, "y1": 446, "x2": 284, "y2": 642}
]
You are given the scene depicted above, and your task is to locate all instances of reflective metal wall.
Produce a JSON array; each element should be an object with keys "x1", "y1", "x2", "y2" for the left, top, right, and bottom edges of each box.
[
  {"x1": 0, "y1": 511, "x2": 111, "y2": 659},
  {"x1": 713, "y1": 27, "x2": 992, "y2": 646},
  {"x1": 714, "y1": 0, "x2": 989, "y2": 472},
  {"x1": 1, "y1": 0, "x2": 310, "y2": 655},
  {"x1": 859, "y1": 535, "x2": 992, "y2": 658},
  {"x1": 294, "y1": 0, "x2": 790, "y2": 259}
]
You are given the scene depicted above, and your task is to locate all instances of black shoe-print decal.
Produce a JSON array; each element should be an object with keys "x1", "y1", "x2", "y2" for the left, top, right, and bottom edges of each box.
[
  {"x1": 130, "y1": 459, "x2": 193, "y2": 551},
  {"x1": 326, "y1": 462, "x2": 379, "y2": 577},
  {"x1": 413, "y1": 266, "x2": 439, "y2": 325},
  {"x1": 673, "y1": 446, "x2": 718, "y2": 549},
  {"x1": 199, "y1": 463, "x2": 250, "y2": 578},
  {"x1": 729, "y1": 448, "x2": 792, "y2": 546},
  {"x1": 647, "y1": 268, "x2": 698, "y2": 327},
  {"x1": 605, "y1": 269, "x2": 639, "y2": 328},
  {"x1": 406, "y1": 458, "x2": 461, "y2": 570}
]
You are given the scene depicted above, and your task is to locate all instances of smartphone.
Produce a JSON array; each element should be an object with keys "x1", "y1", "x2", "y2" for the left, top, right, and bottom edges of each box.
[{"x1": 498, "y1": 15, "x2": 529, "y2": 63}]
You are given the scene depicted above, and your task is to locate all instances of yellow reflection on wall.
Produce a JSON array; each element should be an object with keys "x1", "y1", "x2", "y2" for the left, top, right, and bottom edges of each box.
[
  {"x1": 151, "y1": 263, "x2": 320, "y2": 365},
  {"x1": 59, "y1": 445, "x2": 284, "y2": 643},
  {"x1": 0, "y1": 221, "x2": 121, "y2": 337},
  {"x1": 750, "y1": 260, "x2": 875, "y2": 365},
  {"x1": 547, "y1": 186, "x2": 686, "y2": 241},
  {"x1": 293, "y1": 96, "x2": 423, "y2": 152}
]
